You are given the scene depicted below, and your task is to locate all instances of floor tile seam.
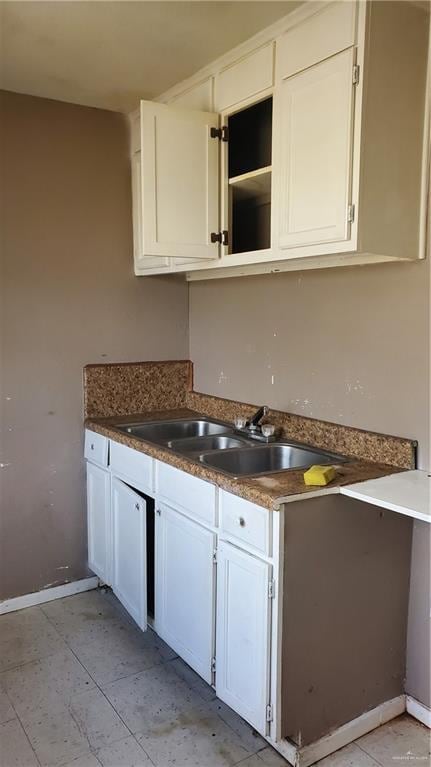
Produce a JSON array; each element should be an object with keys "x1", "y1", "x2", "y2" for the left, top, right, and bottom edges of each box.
[
  {"x1": 0, "y1": 647, "x2": 69, "y2": 676},
  {"x1": 212, "y1": 709, "x2": 266, "y2": 757},
  {"x1": 233, "y1": 752, "x2": 264, "y2": 765},
  {"x1": 0, "y1": 713, "x2": 16, "y2": 725},
  {"x1": 129, "y1": 732, "x2": 158, "y2": 767},
  {"x1": 97, "y1": 657, "x2": 176, "y2": 690},
  {"x1": 107, "y1": 727, "x2": 157, "y2": 765},
  {"x1": 63, "y1": 636, "x2": 157, "y2": 765},
  {"x1": 55, "y1": 733, "x2": 156, "y2": 767},
  {"x1": 353, "y1": 739, "x2": 387, "y2": 766},
  {"x1": 55, "y1": 745, "x2": 103, "y2": 767},
  {"x1": 2, "y1": 694, "x2": 43, "y2": 767},
  {"x1": 36, "y1": 610, "x2": 139, "y2": 745}
]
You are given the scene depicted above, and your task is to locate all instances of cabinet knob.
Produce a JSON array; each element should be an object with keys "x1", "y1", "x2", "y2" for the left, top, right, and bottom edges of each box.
[
  {"x1": 90, "y1": 444, "x2": 94, "y2": 450},
  {"x1": 135, "y1": 502, "x2": 140, "y2": 511},
  {"x1": 156, "y1": 508, "x2": 161, "y2": 516},
  {"x1": 238, "y1": 516, "x2": 246, "y2": 527}
]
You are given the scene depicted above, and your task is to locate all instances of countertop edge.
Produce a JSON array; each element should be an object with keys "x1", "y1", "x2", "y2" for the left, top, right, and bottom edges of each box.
[
  {"x1": 85, "y1": 414, "x2": 407, "y2": 514},
  {"x1": 340, "y1": 470, "x2": 431, "y2": 524}
]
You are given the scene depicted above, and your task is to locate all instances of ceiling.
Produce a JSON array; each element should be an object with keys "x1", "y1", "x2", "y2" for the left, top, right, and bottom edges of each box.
[{"x1": 0, "y1": 1, "x2": 301, "y2": 113}]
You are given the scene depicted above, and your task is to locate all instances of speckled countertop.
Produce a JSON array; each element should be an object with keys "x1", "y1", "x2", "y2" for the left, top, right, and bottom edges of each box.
[{"x1": 85, "y1": 409, "x2": 404, "y2": 511}]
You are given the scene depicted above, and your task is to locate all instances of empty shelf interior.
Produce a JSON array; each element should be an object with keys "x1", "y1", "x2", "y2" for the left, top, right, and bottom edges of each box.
[
  {"x1": 231, "y1": 189, "x2": 271, "y2": 254},
  {"x1": 229, "y1": 166, "x2": 272, "y2": 203},
  {"x1": 228, "y1": 98, "x2": 272, "y2": 178}
]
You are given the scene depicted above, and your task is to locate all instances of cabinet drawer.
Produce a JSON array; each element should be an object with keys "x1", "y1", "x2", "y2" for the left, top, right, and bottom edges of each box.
[
  {"x1": 216, "y1": 43, "x2": 274, "y2": 111},
  {"x1": 155, "y1": 461, "x2": 216, "y2": 526},
  {"x1": 110, "y1": 440, "x2": 153, "y2": 494},
  {"x1": 85, "y1": 430, "x2": 109, "y2": 467},
  {"x1": 220, "y1": 491, "x2": 271, "y2": 557},
  {"x1": 276, "y1": 2, "x2": 357, "y2": 80}
]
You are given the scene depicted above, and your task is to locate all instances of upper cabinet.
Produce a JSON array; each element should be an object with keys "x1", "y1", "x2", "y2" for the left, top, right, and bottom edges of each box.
[{"x1": 129, "y1": 0, "x2": 430, "y2": 279}]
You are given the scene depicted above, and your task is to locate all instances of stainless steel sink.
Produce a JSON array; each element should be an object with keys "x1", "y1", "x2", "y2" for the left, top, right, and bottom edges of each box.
[
  {"x1": 169, "y1": 434, "x2": 250, "y2": 454},
  {"x1": 116, "y1": 419, "x2": 230, "y2": 445},
  {"x1": 115, "y1": 417, "x2": 349, "y2": 479},
  {"x1": 200, "y1": 443, "x2": 347, "y2": 478}
]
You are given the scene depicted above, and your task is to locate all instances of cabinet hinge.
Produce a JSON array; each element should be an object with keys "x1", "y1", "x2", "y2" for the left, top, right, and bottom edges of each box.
[
  {"x1": 352, "y1": 65, "x2": 360, "y2": 85},
  {"x1": 211, "y1": 657, "x2": 216, "y2": 674},
  {"x1": 210, "y1": 230, "x2": 229, "y2": 246},
  {"x1": 213, "y1": 549, "x2": 217, "y2": 564},
  {"x1": 268, "y1": 579, "x2": 275, "y2": 599},
  {"x1": 347, "y1": 204, "x2": 355, "y2": 224},
  {"x1": 266, "y1": 704, "x2": 273, "y2": 723},
  {"x1": 210, "y1": 125, "x2": 229, "y2": 142}
]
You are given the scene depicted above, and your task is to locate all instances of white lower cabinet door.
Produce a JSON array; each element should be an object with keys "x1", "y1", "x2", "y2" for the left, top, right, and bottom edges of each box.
[
  {"x1": 156, "y1": 503, "x2": 216, "y2": 683},
  {"x1": 216, "y1": 541, "x2": 272, "y2": 735},
  {"x1": 86, "y1": 461, "x2": 111, "y2": 585},
  {"x1": 111, "y1": 478, "x2": 147, "y2": 631}
]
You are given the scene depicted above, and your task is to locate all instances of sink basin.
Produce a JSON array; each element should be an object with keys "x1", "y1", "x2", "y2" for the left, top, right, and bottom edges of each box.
[
  {"x1": 200, "y1": 443, "x2": 347, "y2": 478},
  {"x1": 116, "y1": 419, "x2": 230, "y2": 445},
  {"x1": 169, "y1": 434, "x2": 250, "y2": 454}
]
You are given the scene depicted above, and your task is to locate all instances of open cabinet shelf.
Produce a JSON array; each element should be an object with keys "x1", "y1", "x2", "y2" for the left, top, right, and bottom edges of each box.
[{"x1": 229, "y1": 166, "x2": 272, "y2": 202}]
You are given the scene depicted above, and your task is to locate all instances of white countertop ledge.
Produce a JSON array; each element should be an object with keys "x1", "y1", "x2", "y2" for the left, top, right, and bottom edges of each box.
[{"x1": 340, "y1": 470, "x2": 431, "y2": 524}]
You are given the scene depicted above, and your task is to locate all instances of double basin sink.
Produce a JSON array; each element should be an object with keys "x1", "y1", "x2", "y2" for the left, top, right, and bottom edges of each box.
[{"x1": 115, "y1": 417, "x2": 348, "y2": 479}]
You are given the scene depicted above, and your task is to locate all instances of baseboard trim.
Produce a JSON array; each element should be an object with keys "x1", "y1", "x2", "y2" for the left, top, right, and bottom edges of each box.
[
  {"x1": 0, "y1": 577, "x2": 99, "y2": 615},
  {"x1": 406, "y1": 695, "x2": 431, "y2": 728},
  {"x1": 270, "y1": 695, "x2": 406, "y2": 767}
]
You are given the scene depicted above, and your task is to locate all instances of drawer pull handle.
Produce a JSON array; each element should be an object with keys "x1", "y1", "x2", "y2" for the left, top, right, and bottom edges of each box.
[{"x1": 238, "y1": 517, "x2": 246, "y2": 527}]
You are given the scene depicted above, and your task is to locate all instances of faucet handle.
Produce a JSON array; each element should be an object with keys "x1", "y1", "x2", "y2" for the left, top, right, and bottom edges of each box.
[
  {"x1": 261, "y1": 423, "x2": 275, "y2": 438},
  {"x1": 234, "y1": 416, "x2": 247, "y2": 429}
]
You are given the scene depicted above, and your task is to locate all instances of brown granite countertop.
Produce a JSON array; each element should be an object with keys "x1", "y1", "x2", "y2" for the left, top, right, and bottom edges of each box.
[{"x1": 85, "y1": 409, "x2": 403, "y2": 511}]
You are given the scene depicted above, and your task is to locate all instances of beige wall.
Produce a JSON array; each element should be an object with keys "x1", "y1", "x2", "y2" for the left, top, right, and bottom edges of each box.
[
  {"x1": 0, "y1": 90, "x2": 188, "y2": 601},
  {"x1": 189, "y1": 261, "x2": 430, "y2": 469}
]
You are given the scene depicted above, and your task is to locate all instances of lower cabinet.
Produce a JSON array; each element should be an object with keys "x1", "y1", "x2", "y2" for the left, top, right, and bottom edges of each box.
[
  {"x1": 86, "y1": 461, "x2": 111, "y2": 585},
  {"x1": 86, "y1": 439, "x2": 273, "y2": 738},
  {"x1": 156, "y1": 502, "x2": 216, "y2": 683},
  {"x1": 111, "y1": 477, "x2": 148, "y2": 631},
  {"x1": 216, "y1": 540, "x2": 272, "y2": 735}
]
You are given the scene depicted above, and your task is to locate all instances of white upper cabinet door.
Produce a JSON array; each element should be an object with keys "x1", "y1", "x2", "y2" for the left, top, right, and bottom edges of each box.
[
  {"x1": 216, "y1": 541, "x2": 272, "y2": 735},
  {"x1": 156, "y1": 504, "x2": 216, "y2": 683},
  {"x1": 86, "y1": 462, "x2": 111, "y2": 585},
  {"x1": 131, "y1": 151, "x2": 169, "y2": 273},
  {"x1": 140, "y1": 100, "x2": 220, "y2": 260},
  {"x1": 112, "y1": 478, "x2": 147, "y2": 631},
  {"x1": 277, "y1": 47, "x2": 356, "y2": 250}
]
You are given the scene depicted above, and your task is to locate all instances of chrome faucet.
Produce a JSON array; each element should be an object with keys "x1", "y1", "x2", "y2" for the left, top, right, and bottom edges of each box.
[
  {"x1": 234, "y1": 406, "x2": 280, "y2": 442},
  {"x1": 246, "y1": 405, "x2": 268, "y2": 431}
]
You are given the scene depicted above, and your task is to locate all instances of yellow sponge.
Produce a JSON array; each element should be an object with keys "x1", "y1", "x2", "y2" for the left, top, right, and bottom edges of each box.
[{"x1": 303, "y1": 464, "x2": 336, "y2": 486}]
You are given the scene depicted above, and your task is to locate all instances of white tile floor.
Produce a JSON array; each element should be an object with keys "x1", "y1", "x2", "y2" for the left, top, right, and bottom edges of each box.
[{"x1": 0, "y1": 589, "x2": 429, "y2": 767}]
